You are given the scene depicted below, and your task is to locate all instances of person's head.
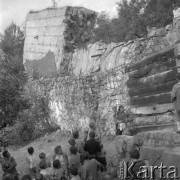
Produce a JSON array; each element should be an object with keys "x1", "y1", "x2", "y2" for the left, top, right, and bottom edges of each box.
[
  {"x1": 89, "y1": 131, "x2": 95, "y2": 139},
  {"x1": 89, "y1": 120, "x2": 96, "y2": 130},
  {"x1": 2, "y1": 151, "x2": 10, "y2": 159},
  {"x1": 68, "y1": 138, "x2": 76, "y2": 147},
  {"x1": 54, "y1": 145, "x2": 62, "y2": 155},
  {"x1": 69, "y1": 166, "x2": 78, "y2": 177},
  {"x1": 83, "y1": 151, "x2": 89, "y2": 160},
  {"x1": 129, "y1": 149, "x2": 140, "y2": 160},
  {"x1": 27, "y1": 147, "x2": 34, "y2": 155},
  {"x1": 70, "y1": 146, "x2": 77, "y2": 155},
  {"x1": 39, "y1": 152, "x2": 46, "y2": 160},
  {"x1": 53, "y1": 159, "x2": 61, "y2": 169},
  {"x1": 118, "y1": 105, "x2": 124, "y2": 112},
  {"x1": 21, "y1": 175, "x2": 32, "y2": 180},
  {"x1": 72, "y1": 131, "x2": 79, "y2": 139},
  {"x1": 39, "y1": 160, "x2": 47, "y2": 170}
]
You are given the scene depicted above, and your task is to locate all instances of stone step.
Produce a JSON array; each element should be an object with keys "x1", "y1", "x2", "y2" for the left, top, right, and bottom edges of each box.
[{"x1": 136, "y1": 129, "x2": 180, "y2": 148}]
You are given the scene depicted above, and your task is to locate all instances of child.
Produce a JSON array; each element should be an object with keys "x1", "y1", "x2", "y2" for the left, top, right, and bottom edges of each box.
[
  {"x1": 68, "y1": 138, "x2": 76, "y2": 148},
  {"x1": 69, "y1": 166, "x2": 81, "y2": 180},
  {"x1": 68, "y1": 147, "x2": 81, "y2": 171},
  {"x1": 87, "y1": 121, "x2": 97, "y2": 141},
  {"x1": 38, "y1": 152, "x2": 51, "y2": 170},
  {"x1": 26, "y1": 147, "x2": 36, "y2": 178},
  {"x1": 72, "y1": 131, "x2": 84, "y2": 163},
  {"x1": 49, "y1": 160, "x2": 66, "y2": 180},
  {"x1": 67, "y1": 138, "x2": 76, "y2": 156},
  {"x1": 72, "y1": 131, "x2": 84, "y2": 154},
  {"x1": 38, "y1": 160, "x2": 52, "y2": 179},
  {"x1": 53, "y1": 146, "x2": 68, "y2": 177}
]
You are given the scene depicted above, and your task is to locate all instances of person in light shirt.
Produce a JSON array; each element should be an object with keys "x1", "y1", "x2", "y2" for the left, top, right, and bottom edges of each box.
[{"x1": 26, "y1": 147, "x2": 36, "y2": 178}]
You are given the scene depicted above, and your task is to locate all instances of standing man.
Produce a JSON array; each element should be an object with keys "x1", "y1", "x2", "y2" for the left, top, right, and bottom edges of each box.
[
  {"x1": 114, "y1": 105, "x2": 127, "y2": 135},
  {"x1": 171, "y1": 74, "x2": 180, "y2": 133}
]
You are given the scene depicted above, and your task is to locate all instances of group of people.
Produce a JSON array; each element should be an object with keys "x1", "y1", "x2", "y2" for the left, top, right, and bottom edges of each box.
[{"x1": 0, "y1": 121, "x2": 109, "y2": 180}]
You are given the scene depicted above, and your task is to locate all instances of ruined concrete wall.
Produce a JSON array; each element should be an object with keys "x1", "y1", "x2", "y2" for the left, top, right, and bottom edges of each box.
[
  {"x1": 24, "y1": 7, "x2": 67, "y2": 77},
  {"x1": 24, "y1": 6, "x2": 97, "y2": 77},
  {"x1": 23, "y1": 7, "x2": 180, "y2": 133},
  {"x1": 115, "y1": 131, "x2": 180, "y2": 178}
]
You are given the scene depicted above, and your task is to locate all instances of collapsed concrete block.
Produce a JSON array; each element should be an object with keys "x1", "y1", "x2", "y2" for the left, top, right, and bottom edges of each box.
[{"x1": 23, "y1": 7, "x2": 97, "y2": 77}]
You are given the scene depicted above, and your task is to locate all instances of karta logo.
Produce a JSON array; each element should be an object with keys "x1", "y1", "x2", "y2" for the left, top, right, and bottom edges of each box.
[{"x1": 119, "y1": 161, "x2": 180, "y2": 179}]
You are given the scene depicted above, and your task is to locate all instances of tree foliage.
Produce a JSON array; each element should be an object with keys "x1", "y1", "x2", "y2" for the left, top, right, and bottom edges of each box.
[
  {"x1": 144, "y1": 0, "x2": 174, "y2": 28},
  {"x1": 0, "y1": 51, "x2": 30, "y2": 127},
  {"x1": 0, "y1": 23, "x2": 56, "y2": 145},
  {"x1": 93, "y1": 0, "x2": 180, "y2": 43},
  {"x1": 0, "y1": 23, "x2": 29, "y2": 128},
  {"x1": 0, "y1": 22, "x2": 24, "y2": 60}
]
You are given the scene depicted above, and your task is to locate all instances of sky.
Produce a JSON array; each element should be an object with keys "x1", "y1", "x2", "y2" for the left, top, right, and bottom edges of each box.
[{"x1": 0, "y1": 0, "x2": 119, "y2": 33}]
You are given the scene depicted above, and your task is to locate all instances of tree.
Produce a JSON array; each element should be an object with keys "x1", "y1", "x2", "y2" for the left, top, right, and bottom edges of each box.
[
  {"x1": 94, "y1": 0, "x2": 178, "y2": 43},
  {"x1": 0, "y1": 22, "x2": 24, "y2": 60},
  {"x1": 116, "y1": 0, "x2": 147, "y2": 41},
  {"x1": 93, "y1": 12, "x2": 112, "y2": 43},
  {"x1": 0, "y1": 51, "x2": 30, "y2": 127},
  {"x1": 0, "y1": 23, "x2": 29, "y2": 127},
  {"x1": 144, "y1": 0, "x2": 174, "y2": 28}
]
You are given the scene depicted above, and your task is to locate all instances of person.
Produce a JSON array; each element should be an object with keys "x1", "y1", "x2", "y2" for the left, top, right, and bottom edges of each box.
[
  {"x1": 86, "y1": 120, "x2": 97, "y2": 141},
  {"x1": 84, "y1": 131, "x2": 101, "y2": 161},
  {"x1": 1, "y1": 151, "x2": 19, "y2": 180},
  {"x1": 115, "y1": 105, "x2": 127, "y2": 135},
  {"x1": 38, "y1": 152, "x2": 51, "y2": 170},
  {"x1": 97, "y1": 144, "x2": 107, "y2": 172},
  {"x1": 68, "y1": 147, "x2": 81, "y2": 172},
  {"x1": 81, "y1": 152, "x2": 101, "y2": 180},
  {"x1": 72, "y1": 131, "x2": 84, "y2": 154},
  {"x1": 83, "y1": 130, "x2": 88, "y2": 143},
  {"x1": 128, "y1": 148, "x2": 148, "y2": 179},
  {"x1": 26, "y1": 147, "x2": 36, "y2": 178},
  {"x1": 171, "y1": 75, "x2": 180, "y2": 133},
  {"x1": 38, "y1": 160, "x2": 52, "y2": 179},
  {"x1": 49, "y1": 160, "x2": 66, "y2": 180},
  {"x1": 68, "y1": 139, "x2": 76, "y2": 148},
  {"x1": 69, "y1": 166, "x2": 81, "y2": 180},
  {"x1": 72, "y1": 131, "x2": 84, "y2": 163},
  {"x1": 53, "y1": 146, "x2": 68, "y2": 177}
]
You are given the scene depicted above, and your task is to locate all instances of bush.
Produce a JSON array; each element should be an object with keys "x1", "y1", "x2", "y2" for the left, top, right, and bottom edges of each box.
[{"x1": 5, "y1": 111, "x2": 40, "y2": 147}]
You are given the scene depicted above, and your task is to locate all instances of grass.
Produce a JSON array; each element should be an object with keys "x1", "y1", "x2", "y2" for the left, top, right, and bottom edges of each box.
[{"x1": 0, "y1": 131, "x2": 117, "y2": 178}]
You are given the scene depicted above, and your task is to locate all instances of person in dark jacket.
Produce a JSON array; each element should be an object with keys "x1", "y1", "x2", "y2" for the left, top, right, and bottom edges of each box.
[
  {"x1": 128, "y1": 149, "x2": 148, "y2": 180},
  {"x1": 114, "y1": 105, "x2": 127, "y2": 135},
  {"x1": 84, "y1": 131, "x2": 101, "y2": 160}
]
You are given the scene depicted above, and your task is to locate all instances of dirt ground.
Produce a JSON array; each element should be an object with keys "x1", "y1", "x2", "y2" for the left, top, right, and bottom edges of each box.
[{"x1": 0, "y1": 131, "x2": 117, "y2": 179}]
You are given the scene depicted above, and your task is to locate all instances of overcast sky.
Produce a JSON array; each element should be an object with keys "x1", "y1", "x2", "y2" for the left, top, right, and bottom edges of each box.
[{"x1": 0, "y1": 0, "x2": 119, "y2": 33}]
